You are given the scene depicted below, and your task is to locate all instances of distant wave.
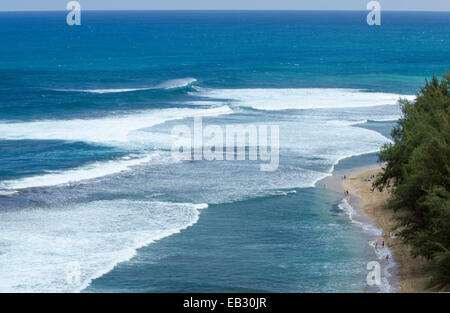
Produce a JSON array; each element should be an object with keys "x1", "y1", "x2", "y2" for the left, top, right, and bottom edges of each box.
[
  {"x1": 0, "y1": 190, "x2": 17, "y2": 196},
  {"x1": 366, "y1": 118, "x2": 401, "y2": 122},
  {"x1": 154, "y1": 77, "x2": 198, "y2": 89},
  {"x1": 0, "y1": 153, "x2": 162, "y2": 191},
  {"x1": 0, "y1": 199, "x2": 207, "y2": 292},
  {"x1": 54, "y1": 77, "x2": 197, "y2": 94},
  {"x1": 0, "y1": 105, "x2": 233, "y2": 191},
  {"x1": 327, "y1": 118, "x2": 401, "y2": 126},
  {"x1": 67, "y1": 87, "x2": 152, "y2": 94},
  {"x1": 192, "y1": 88, "x2": 415, "y2": 111},
  {"x1": 0, "y1": 105, "x2": 232, "y2": 144}
]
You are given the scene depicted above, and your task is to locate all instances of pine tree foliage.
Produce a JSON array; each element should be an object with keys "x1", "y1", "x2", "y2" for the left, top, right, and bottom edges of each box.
[{"x1": 374, "y1": 71, "x2": 450, "y2": 290}]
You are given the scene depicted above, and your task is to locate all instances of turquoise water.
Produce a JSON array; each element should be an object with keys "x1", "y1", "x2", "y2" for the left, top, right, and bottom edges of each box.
[
  {"x1": 0, "y1": 11, "x2": 449, "y2": 292},
  {"x1": 86, "y1": 189, "x2": 372, "y2": 292}
]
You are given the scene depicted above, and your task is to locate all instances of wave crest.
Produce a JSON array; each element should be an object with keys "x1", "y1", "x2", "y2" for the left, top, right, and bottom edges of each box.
[
  {"x1": 192, "y1": 88, "x2": 415, "y2": 110},
  {"x1": 55, "y1": 77, "x2": 197, "y2": 94},
  {"x1": 0, "y1": 199, "x2": 207, "y2": 292}
]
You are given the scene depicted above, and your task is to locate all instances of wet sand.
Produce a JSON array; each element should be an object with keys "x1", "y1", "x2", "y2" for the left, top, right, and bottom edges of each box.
[{"x1": 320, "y1": 165, "x2": 428, "y2": 292}]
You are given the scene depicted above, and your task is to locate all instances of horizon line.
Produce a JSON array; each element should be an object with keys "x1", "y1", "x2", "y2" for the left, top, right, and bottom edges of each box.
[{"x1": 1, "y1": 9, "x2": 450, "y2": 13}]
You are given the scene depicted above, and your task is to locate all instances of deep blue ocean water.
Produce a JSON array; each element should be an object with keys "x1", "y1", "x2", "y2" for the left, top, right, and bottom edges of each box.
[{"x1": 0, "y1": 11, "x2": 449, "y2": 292}]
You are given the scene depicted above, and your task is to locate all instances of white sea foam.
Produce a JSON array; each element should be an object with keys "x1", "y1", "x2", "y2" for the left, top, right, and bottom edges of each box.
[
  {"x1": 56, "y1": 77, "x2": 197, "y2": 94},
  {"x1": 0, "y1": 106, "x2": 232, "y2": 191},
  {"x1": 338, "y1": 198, "x2": 382, "y2": 236},
  {"x1": 0, "y1": 190, "x2": 17, "y2": 196},
  {"x1": 335, "y1": 117, "x2": 403, "y2": 126},
  {"x1": 338, "y1": 198, "x2": 398, "y2": 293},
  {"x1": 0, "y1": 153, "x2": 162, "y2": 190},
  {"x1": 327, "y1": 118, "x2": 400, "y2": 126},
  {"x1": 0, "y1": 200, "x2": 207, "y2": 293},
  {"x1": 193, "y1": 88, "x2": 415, "y2": 110},
  {"x1": 0, "y1": 105, "x2": 232, "y2": 143}
]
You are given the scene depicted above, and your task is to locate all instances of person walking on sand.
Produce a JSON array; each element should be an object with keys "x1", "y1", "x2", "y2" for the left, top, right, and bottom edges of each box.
[
  {"x1": 386, "y1": 255, "x2": 389, "y2": 260},
  {"x1": 382, "y1": 241, "x2": 384, "y2": 248}
]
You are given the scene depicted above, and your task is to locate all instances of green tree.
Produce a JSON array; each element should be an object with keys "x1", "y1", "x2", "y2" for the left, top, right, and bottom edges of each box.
[{"x1": 374, "y1": 71, "x2": 450, "y2": 290}]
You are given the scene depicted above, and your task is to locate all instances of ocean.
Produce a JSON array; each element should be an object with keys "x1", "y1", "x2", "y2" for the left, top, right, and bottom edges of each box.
[{"x1": 0, "y1": 10, "x2": 449, "y2": 292}]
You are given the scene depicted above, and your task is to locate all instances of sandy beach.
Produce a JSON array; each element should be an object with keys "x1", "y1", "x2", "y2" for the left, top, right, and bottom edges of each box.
[{"x1": 321, "y1": 165, "x2": 429, "y2": 292}]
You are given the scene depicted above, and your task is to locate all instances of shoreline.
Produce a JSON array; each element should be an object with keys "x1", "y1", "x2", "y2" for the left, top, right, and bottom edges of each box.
[{"x1": 319, "y1": 164, "x2": 428, "y2": 293}]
